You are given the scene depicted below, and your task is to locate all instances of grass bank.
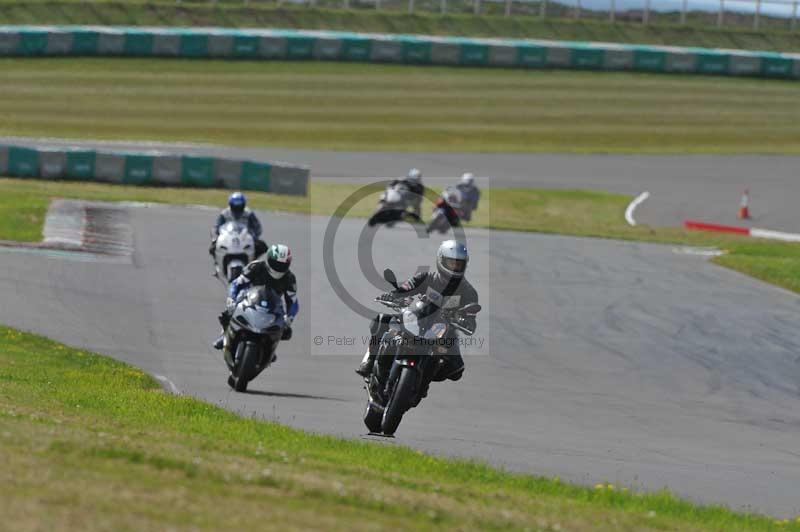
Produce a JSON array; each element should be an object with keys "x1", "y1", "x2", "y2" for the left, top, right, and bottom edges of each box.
[
  {"x1": 1, "y1": 324, "x2": 799, "y2": 530},
  {"x1": 2, "y1": 59, "x2": 799, "y2": 154},
  {"x1": 4, "y1": 177, "x2": 800, "y2": 294},
  {"x1": 1, "y1": 0, "x2": 800, "y2": 52}
]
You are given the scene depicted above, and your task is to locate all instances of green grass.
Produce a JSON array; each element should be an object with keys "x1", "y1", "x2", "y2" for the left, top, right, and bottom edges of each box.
[
  {"x1": 4, "y1": 176, "x2": 800, "y2": 294},
  {"x1": 2, "y1": 58, "x2": 800, "y2": 154},
  {"x1": 2, "y1": 324, "x2": 799, "y2": 530},
  {"x1": 2, "y1": 0, "x2": 800, "y2": 52}
]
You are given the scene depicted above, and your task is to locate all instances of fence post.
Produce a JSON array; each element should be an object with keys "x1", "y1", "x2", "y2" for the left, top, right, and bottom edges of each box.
[
  {"x1": 575, "y1": 0, "x2": 581, "y2": 18},
  {"x1": 540, "y1": 0, "x2": 547, "y2": 17},
  {"x1": 409, "y1": 0, "x2": 414, "y2": 13},
  {"x1": 376, "y1": 0, "x2": 381, "y2": 10},
  {"x1": 680, "y1": 0, "x2": 687, "y2": 24},
  {"x1": 643, "y1": 0, "x2": 650, "y2": 24},
  {"x1": 610, "y1": 0, "x2": 615, "y2": 22},
  {"x1": 792, "y1": 0, "x2": 798, "y2": 31},
  {"x1": 343, "y1": 0, "x2": 349, "y2": 9},
  {"x1": 441, "y1": 0, "x2": 447, "y2": 13},
  {"x1": 474, "y1": 0, "x2": 481, "y2": 15},
  {"x1": 754, "y1": 0, "x2": 761, "y2": 29},
  {"x1": 505, "y1": 0, "x2": 512, "y2": 16},
  {"x1": 717, "y1": 0, "x2": 724, "y2": 27}
]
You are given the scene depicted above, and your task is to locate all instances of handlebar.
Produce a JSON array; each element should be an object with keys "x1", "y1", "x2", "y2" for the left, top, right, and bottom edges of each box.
[{"x1": 374, "y1": 295, "x2": 480, "y2": 320}]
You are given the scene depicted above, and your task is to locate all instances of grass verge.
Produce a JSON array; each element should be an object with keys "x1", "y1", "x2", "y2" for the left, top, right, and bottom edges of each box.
[
  {"x1": 3, "y1": 176, "x2": 800, "y2": 294},
  {"x1": 1, "y1": 324, "x2": 799, "y2": 530},
  {"x1": 1, "y1": 0, "x2": 800, "y2": 52},
  {"x1": 1, "y1": 58, "x2": 799, "y2": 153}
]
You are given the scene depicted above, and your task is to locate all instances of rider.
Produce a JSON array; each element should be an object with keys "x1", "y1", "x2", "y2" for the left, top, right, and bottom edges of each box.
[
  {"x1": 213, "y1": 244, "x2": 299, "y2": 352},
  {"x1": 355, "y1": 240, "x2": 478, "y2": 382},
  {"x1": 455, "y1": 172, "x2": 480, "y2": 222},
  {"x1": 428, "y1": 186, "x2": 463, "y2": 233},
  {"x1": 388, "y1": 168, "x2": 424, "y2": 218},
  {"x1": 209, "y1": 192, "x2": 267, "y2": 258}
]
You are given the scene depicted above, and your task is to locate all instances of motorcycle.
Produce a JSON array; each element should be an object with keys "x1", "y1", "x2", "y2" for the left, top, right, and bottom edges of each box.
[
  {"x1": 213, "y1": 221, "x2": 255, "y2": 284},
  {"x1": 368, "y1": 182, "x2": 421, "y2": 227},
  {"x1": 362, "y1": 269, "x2": 481, "y2": 436},
  {"x1": 223, "y1": 285, "x2": 286, "y2": 392},
  {"x1": 427, "y1": 187, "x2": 463, "y2": 234}
]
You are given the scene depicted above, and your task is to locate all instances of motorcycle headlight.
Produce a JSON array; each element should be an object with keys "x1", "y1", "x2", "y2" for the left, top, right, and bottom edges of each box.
[{"x1": 424, "y1": 323, "x2": 447, "y2": 340}]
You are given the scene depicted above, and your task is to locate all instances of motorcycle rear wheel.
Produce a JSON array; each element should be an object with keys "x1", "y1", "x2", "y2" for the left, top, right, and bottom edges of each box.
[{"x1": 381, "y1": 367, "x2": 416, "y2": 436}]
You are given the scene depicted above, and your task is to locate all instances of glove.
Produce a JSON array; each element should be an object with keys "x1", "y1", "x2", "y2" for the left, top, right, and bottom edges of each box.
[
  {"x1": 225, "y1": 297, "x2": 235, "y2": 310},
  {"x1": 377, "y1": 292, "x2": 395, "y2": 302},
  {"x1": 281, "y1": 326, "x2": 292, "y2": 341},
  {"x1": 218, "y1": 310, "x2": 232, "y2": 328}
]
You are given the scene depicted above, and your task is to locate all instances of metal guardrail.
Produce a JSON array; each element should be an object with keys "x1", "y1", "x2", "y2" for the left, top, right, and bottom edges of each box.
[{"x1": 193, "y1": 0, "x2": 799, "y2": 31}]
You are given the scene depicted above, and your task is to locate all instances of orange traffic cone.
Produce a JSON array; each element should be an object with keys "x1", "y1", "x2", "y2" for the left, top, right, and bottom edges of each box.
[{"x1": 739, "y1": 189, "x2": 750, "y2": 220}]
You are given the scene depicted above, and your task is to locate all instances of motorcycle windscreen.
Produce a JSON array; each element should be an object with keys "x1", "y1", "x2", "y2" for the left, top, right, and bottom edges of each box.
[
  {"x1": 221, "y1": 221, "x2": 248, "y2": 235},
  {"x1": 241, "y1": 287, "x2": 286, "y2": 332},
  {"x1": 401, "y1": 308, "x2": 420, "y2": 337}
]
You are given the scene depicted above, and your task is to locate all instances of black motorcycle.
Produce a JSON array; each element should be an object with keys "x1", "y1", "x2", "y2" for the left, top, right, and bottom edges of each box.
[
  {"x1": 368, "y1": 182, "x2": 421, "y2": 227},
  {"x1": 362, "y1": 269, "x2": 481, "y2": 436},
  {"x1": 223, "y1": 286, "x2": 286, "y2": 392}
]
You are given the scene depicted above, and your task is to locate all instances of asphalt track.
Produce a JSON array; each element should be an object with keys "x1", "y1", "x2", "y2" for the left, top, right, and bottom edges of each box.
[
  {"x1": 5, "y1": 136, "x2": 800, "y2": 230},
  {"x1": 2, "y1": 202, "x2": 800, "y2": 517}
]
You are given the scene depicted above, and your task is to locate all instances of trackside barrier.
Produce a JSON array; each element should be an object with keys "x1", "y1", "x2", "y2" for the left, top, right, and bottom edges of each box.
[
  {"x1": 0, "y1": 26, "x2": 798, "y2": 79},
  {"x1": 0, "y1": 144, "x2": 310, "y2": 196}
]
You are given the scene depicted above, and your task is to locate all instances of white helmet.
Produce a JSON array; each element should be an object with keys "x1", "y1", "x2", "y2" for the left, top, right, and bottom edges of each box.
[
  {"x1": 436, "y1": 240, "x2": 468, "y2": 279},
  {"x1": 406, "y1": 168, "x2": 422, "y2": 184},
  {"x1": 443, "y1": 187, "x2": 462, "y2": 209},
  {"x1": 460, "y1": 172, "x2": 475, "y2": 187}
]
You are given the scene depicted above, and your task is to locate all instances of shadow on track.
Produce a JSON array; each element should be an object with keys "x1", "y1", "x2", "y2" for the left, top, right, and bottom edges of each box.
[{"x1": 243, "y1": 389, "x2": 346, "y2": 402}]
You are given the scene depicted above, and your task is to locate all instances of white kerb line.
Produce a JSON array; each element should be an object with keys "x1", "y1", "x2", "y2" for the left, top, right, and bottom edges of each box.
[
  {"x1": 750, "y1": 228, "x2": 800, "y2": 242},
  {"x1": 155, "y1": 374, "x2": 181, "y2": 395},
  {"x1": 625, "y1": 191, "x2": 650, "y2": 226}
]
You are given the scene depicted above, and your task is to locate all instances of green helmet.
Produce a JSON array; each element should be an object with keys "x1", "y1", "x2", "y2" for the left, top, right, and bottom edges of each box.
[{"x1": 266, "y1": 244, "x2": 292, "y2": 279}]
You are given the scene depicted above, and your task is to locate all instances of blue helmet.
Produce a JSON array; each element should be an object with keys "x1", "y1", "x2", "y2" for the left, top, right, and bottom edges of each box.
[{"x1": 228, "y1": 192, "x2": 246, "y2": 216}]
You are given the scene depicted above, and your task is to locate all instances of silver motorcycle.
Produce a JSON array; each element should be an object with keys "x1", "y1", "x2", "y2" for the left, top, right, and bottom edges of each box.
[{"x1": 223, "y1": 286, "x2": 286, "y2": 392}]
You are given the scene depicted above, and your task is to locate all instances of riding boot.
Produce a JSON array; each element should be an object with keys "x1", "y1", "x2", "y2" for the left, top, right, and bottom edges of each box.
[
  {"x1": 213, "y1": 330, "x2": 225, "y2": 350},
  {"x1": 355, "y1": 340, "x2": 378, "y2": 377}
]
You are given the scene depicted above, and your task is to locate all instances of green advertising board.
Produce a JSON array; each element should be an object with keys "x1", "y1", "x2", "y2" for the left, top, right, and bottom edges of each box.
[
  {"x1": 181, "y1": 156, "x2": 216, "y2": 188},
  {"x1": 123, "y1": 154, "x2": 154, "y2": 185},
  {"x1": 240, "y1": 161, "x2": 271, "y2": 192},
  {"x1": 7, "y1": 146, "x2": 40, "y2": 177},
  {"x1": 18, "y1": 31, "x2": 48, "y2": 56},
  {"x1": 66, "y1": 150, "x2": 96, "y2": 180},
  {"x1": 180, "y1": 33, "x2": 209, "y2": 58}
]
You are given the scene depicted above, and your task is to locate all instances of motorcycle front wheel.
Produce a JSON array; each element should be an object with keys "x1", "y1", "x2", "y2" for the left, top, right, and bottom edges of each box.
[
  {"x1": 233, "y1": 341, "x2": 259, "y2": 392},
  {"x1": 228, "y1": 264, "x2": 243, "y2": 283},
  {"x1": 381, "y1": 367, "x2": 416, "y2": 436}
]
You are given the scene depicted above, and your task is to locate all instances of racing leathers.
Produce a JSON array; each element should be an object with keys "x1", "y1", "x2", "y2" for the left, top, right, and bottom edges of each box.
[
  {"x1": 219, "y1": 260, "x2": 299, "y2": 343},
  {"x1": 388, "y1": 179, "x2": 424, "y2": 218},
  {"x1": 210, "y1": 207, "x2": 267, "y2": 258},
  {"x1": 433, "y1": 195, "x2": 461, "y2": 228},
  {"x1": 456, "y1": 183, "x2": 480, "y2": 222},
  {"x1": 360, "y1": 271, "x2": 478, "y2": 382}
]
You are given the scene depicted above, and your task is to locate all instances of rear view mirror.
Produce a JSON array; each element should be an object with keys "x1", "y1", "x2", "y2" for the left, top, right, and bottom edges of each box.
[
  {"x1": 383, "y1": 269, "x2": 398, "y2": 289},
  {"x1": 461, "y1": 303, "x2": 482, "y2": 314}
]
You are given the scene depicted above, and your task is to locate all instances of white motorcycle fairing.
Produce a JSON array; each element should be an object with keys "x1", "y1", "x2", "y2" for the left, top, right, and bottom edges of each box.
[{"x1": 214, "y1": 221, "x2": 255, "y2": 284}]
